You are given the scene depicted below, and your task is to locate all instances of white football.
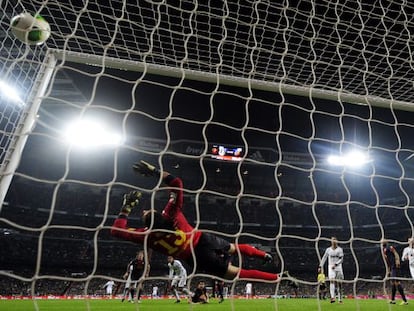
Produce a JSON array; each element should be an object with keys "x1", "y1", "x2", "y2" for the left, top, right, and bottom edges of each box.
[{"x1": 11, "y1": 13, "x2": 51, "y2": 45}]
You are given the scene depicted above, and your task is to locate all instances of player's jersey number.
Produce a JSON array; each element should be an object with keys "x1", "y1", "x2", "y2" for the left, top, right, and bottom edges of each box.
[{"x1": 153, "y1": 230, "x2": 187, "y2": 255}]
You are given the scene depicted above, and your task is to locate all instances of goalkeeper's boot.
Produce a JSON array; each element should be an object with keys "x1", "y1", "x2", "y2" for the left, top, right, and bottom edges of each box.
[{"x1": 121, "y1": 190, "x2": 142, "y2": 215}]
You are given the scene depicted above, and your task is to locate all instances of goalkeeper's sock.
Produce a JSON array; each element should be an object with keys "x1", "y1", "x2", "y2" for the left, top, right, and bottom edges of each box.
[
  {"x1": 239, "y1": 269, "x2": 278, "y2": 281},
  {"x1": 237, "y1": 244, "x2": 267, "y2": 259}
]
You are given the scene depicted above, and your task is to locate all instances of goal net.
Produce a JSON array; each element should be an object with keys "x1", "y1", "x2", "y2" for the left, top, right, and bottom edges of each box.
[{"x1": 1, "y1": 0, "x2": 414, "y2": 308}]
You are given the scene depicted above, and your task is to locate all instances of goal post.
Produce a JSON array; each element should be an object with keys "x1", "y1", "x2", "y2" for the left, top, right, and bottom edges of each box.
[{"x1": 0, "y1": 52, "x2": 57, "y2": 211}]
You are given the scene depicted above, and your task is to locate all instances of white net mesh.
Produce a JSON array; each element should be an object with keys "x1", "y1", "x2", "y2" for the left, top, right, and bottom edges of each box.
[{"x1": 1, "y1": 0, "x2": 414, "y2": 309}]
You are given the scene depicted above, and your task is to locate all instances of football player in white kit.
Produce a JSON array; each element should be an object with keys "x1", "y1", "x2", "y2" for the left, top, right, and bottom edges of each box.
[
  {"x1": 319, "y1": 237, "x2": 344, "y2": 304},
  {"x1": 245, "y1": 282, "x2": 253, "y2": 299},
  {"x1": 167, "y1": 255, "x2": 191, "y2": 303},
  {"x1": 402, "y1": 237, "x2": 414, "y2": 279}
]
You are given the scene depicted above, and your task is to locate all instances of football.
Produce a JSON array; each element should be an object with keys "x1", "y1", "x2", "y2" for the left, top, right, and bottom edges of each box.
[{"x1": 11, "y1": 13, "x2": 50, "y2": 45}]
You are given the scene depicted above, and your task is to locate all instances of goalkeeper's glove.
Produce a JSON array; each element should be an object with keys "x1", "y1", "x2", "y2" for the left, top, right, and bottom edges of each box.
[
  {"x1": 132, "y1": 160, "x2": 160, "y2": 177},
  {"x1": 121, "y1": 190, "x2": 142, "y2": 214}
]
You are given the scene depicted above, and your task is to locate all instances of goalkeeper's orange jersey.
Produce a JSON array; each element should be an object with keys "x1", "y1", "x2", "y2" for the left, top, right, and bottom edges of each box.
[{"x1": 112, "y1": 176, "x2": 202, "y2": 260}]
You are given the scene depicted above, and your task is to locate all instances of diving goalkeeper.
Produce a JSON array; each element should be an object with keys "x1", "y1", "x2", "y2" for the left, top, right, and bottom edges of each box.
[{"x1": 111, "y1": 160, "x2": 279, "y2": 281}]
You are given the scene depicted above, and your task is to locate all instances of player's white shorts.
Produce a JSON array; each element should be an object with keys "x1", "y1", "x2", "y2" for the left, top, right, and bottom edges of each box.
[
  {"x1": 106, "y1": 288, "x2": 113, "y2": 295},
  {"x1": 328, "y1": 269, "x2": 344, "y2": 281},
  {"x1": 171, "y1": 275, "x2": 187, "y2": 288}
]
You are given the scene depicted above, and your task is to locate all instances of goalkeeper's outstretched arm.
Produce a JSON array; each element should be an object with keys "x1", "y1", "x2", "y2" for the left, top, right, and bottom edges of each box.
[
  {"x1": 133, "y1": 160, "x2": 169, "y2": 180},
  {"x1": 132, "y1": 160, "x2": 184, "y2": 212}
]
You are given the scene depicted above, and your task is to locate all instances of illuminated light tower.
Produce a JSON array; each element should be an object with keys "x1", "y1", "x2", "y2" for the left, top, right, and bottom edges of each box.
[{"x1": 327, "y1": 151, "x2": 371, "y2": 168}]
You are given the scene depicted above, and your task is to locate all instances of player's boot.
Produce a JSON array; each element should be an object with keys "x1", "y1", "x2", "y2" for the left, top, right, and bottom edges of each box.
[{"x1": 120, "y1": 190, "x2": 142, "y2": 215}]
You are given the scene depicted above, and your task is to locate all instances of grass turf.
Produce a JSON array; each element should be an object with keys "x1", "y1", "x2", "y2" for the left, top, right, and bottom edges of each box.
[{"x1": 0, "y1": 298, "x2": 407, "y2": 311}]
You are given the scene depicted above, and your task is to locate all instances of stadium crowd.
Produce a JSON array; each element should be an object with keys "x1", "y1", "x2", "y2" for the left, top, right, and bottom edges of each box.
[{"x1": 1, "y1": 162, "x2": 414, "y2": 301}]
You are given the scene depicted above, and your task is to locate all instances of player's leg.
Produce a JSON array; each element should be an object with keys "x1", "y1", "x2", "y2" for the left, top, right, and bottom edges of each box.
[
  {"x1": 229, "y1": 243, "x2": 272, "y2": 262},
  {"x1": 336, "y1": 281, "x2": 342, "y2": 303},
  {"x1": 171, "y1": 278, "x2": 181, "y2": 302},
  {"x1": 172, "y1": 287, "x2": 181, "y2": 303},
  {"x1": 122, "y1": 287, "x2": 129, "y2": 302},
  {"x1": 178, "y1": 286, "x2": 192, "y2": 298},
  {"x1": 122, "y1": 277, "x2": 131, "y2": 303},
  {"x1": 129, "y1": 281, "x2": 136, "y2": 303},
  {"x1": 318, "y1": 283, "x2": 325, "y2": 300},
  {"x1": 390, "y1": 280, "x2": 397, "y2": 303},
  {"x1": 224, "y1": 264, "x2": 279, "y2": 281},
  {"x1": 327, "y1": 270, "x2": 336, "y2": 303},
  {"x1": 136, "y1": 281, "x2": 143, "y2": 303},
  {"x1": 336, "y1": 272, "x2": 344, "y2": 303},
  {"x1": 396, "y1": 281, "x2": 408, "y2": 304},
  {"x1": 329, "y1": 282, "x2": 336, "y2": 303},
  {"x1": 178, "y1": 276, "x2": 191, "y2": 297},
  {"x1": 218, "y1": 283, "x2": 224, "y2": 303},
  {"x1": 389, "y1": 268, "x2": 398, "y2": 303},
  {"x1": 394, "y1": 268, "x2": 408, "y2": 304}
]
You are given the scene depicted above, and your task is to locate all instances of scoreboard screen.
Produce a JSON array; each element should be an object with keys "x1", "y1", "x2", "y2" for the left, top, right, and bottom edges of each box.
[{"x1": 211, "y1": 144, "x2": 243, "y2": 162}]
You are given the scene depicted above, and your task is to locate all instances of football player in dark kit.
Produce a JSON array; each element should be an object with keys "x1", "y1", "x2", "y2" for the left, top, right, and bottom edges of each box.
[
  {"x1": 111, "y1": 160, "x2": 279, "y2": 281},
  {"x1": 122, "y1": 250, "x2": 150, "y2": 303},
  {"x1": 214, "y1": 279, "x2": 225, "y2": 303},
  {"x1": 381, "y1": 240, "x2": 408, "y2": 305},
  {"x1": 190, "y1": 281, "x2": 209, "y2": 304}
]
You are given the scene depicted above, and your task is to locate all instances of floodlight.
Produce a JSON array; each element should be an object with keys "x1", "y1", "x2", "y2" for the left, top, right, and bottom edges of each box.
[
  {"x1": 0, "y1": 80, "x2": 23, "y2": 105},
  {"x1": 64, "y1": 119, "x2": 124, "y2": 149},
  {"x1": 327, "y1": 151, "x2": 371, "y2": 167}
]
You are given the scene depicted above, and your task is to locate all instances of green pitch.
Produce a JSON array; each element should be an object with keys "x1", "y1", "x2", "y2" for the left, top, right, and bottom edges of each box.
[{"x1": 0, "y1": 298, "x2": 406, "y2": 311}]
